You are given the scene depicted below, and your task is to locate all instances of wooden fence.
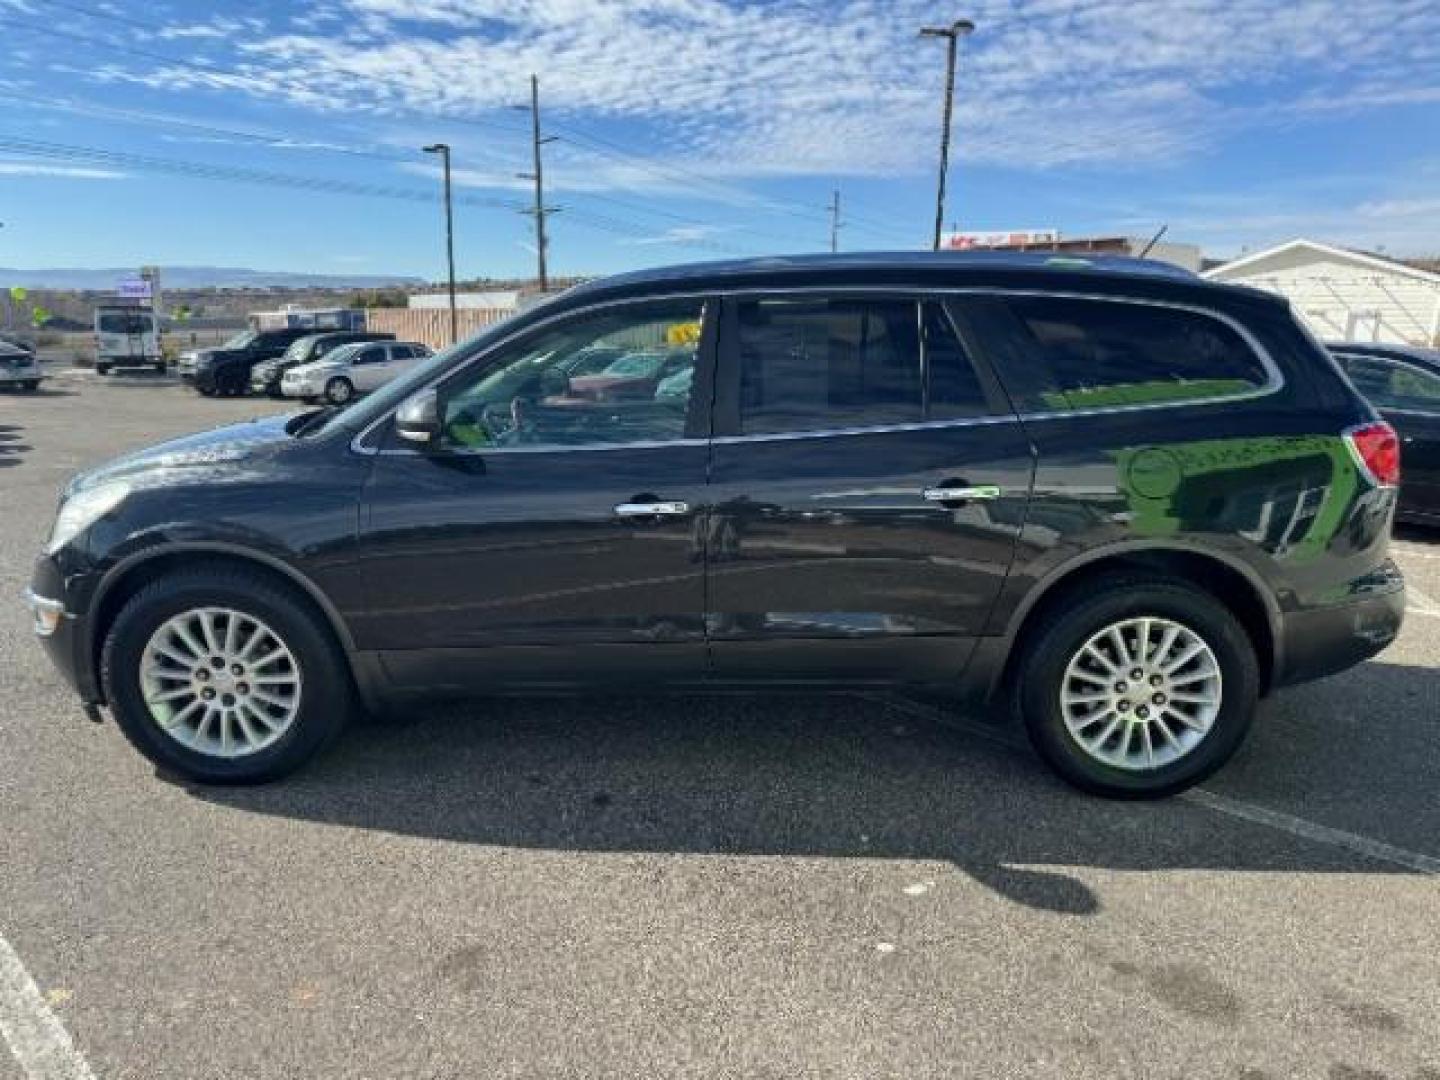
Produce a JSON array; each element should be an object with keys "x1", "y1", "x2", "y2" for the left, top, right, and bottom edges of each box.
[{"x1": 364, "y1": 307, "x2": 513, "y2": 351}]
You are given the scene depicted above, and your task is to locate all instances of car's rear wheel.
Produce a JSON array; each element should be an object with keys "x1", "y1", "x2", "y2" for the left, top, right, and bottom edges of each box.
[
  {"x1": 1015, "y1": 575, "x2": 1258, "y2": 799},
  {"x1": 95, "y1": 363, "x2": 111, "y2": 376},
  {"x1": 21, "y1": 380, "x2": 39, "y2": 391},
  {"x1": 101, "y1": 566, "x2": 352, "y2": 784},
  {"x1": 324, "y1": 377, "x2": 354, "y2": 405}
]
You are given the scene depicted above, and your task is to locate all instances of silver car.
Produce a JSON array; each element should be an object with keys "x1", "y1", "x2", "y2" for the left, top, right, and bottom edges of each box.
[{"x1": 281, "y1": 340, "x2": 433, "y2": 404}]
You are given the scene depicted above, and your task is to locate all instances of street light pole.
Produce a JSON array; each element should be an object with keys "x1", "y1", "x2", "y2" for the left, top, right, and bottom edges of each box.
[
  {"x1": 920, "y1": 18, "x2": 975, "y2": 252},
  {"x1": 828, "y1": 189, "x2": 842, "y2": 253},
  {"x1": 422, "y1": 142, "x2": 458, "y2": 345}
]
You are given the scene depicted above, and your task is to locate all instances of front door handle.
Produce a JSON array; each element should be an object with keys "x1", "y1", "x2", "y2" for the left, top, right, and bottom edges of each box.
[
  {"x1": 614, "y1": 500, "x2": 691, "y2": 518},
  {"x1": 923, "y1": 485, "x2": 1001, "y2": 503}
]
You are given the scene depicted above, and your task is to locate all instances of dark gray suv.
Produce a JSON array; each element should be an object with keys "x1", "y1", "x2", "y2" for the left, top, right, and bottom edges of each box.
[{"x1": 26, "y1": 253, "x2": 1406, "y2": 797}]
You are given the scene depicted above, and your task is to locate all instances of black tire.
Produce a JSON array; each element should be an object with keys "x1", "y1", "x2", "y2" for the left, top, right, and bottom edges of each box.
[
  {"x1": 22, "y1": 380, "x2": 39, "y2": 391},
  {"x1": 1015, "y1": 574, "x2": 1258, "y2": 799},
  {"x1": 196, "y1": 384, "x2": 216, "y2": 397},
  {"x1": 324, "y1": 377, "x2": 354, "y2": 405},
  {"x1": 153, "y1": 362, "x2": 167, "y2": 375},
  {"x1": 96, "y1": 363, "x2": 111, "y2": 376},
  {"x1": 101, "y1": 566, "x2": 353, "y2": 784}
]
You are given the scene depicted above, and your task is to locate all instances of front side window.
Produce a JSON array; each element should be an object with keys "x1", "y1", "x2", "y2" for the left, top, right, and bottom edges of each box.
[
  {"x1": 353, "y1": 346, "x2": 386, "y2": 366},
  {"x1": 967, "y1": 295, "x2": 1271, "y2": 412},
  {"x1": 1342, "y1": 355, "x2": 1440, "y2": 413},
  {"x1": 437, "y1": 300, "x2": 706, "y2": 450}
]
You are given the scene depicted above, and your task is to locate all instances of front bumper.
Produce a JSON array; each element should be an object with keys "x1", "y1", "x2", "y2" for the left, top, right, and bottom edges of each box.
[
  {"x1": 281, "y1": 378, "x2": 320, "y2": 398},
  {"x1": 1274, "y1": 565, "x2": 1406, "y2": 688},
  {"x1": 24, "y1": 558, "x2": 99, "y2": 703}
]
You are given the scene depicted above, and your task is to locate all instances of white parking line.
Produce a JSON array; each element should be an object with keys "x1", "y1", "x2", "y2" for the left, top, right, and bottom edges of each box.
[
  {"x1": 1392, "y1": 544, "x2": 1440, "y2": 560},
  {"x1": 0, "y1": 934, "x2": 94, "y2": 1080},
  {"x1": 1404, "y1": 583, "x2": 1440, "y2": 617},
  {"x1": 1182, "y1": 790, "x2": 1440, "y2": 875},
  {"x1": 870, "y1": 694, "x2": 1440, "y2": 877}
]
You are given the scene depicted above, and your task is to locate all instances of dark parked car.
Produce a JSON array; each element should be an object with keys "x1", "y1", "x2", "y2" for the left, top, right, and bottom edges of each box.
[
  {"x1": 1328, "y1": 342, "x2": 1440, "y2": 525},
  {"x1": 249, "y1": 330, "x2": 397, "y2": 397},
  {"x1": 0, "y1": 339, "x2": 44, "y2": 391},
  {"x1": 26, "y1": 253, "x2": 1406, "y2": 797},
  {"x1": 178, "y1": 328, "x2": 316, "y2": 396}
]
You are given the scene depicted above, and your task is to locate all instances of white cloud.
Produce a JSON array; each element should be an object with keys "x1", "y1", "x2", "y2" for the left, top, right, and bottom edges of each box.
[
  {"x1": 54, "y1": 0, "x2": 1440, "y2": 191},
  {"x1": 0, "y1": 161, "x2": 126, "y2": 179},
  {"x1": 621, "y1": 225, "x2": 722, "y2": 246}
]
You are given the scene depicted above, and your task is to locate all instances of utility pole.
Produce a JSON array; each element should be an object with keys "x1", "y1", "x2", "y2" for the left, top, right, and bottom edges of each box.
[
  {"x1": 519, "y1": 74, "x2": 559, "y2": 292},
  {"x1": 422, "y1": 142, "x2": 458, "y2": 345},
  {"x1": 827, "y1": 190, "x2": 842, "y2": 253},
  {"x1": 920, "y1": 18, "x2": 975, "y2": 252}
]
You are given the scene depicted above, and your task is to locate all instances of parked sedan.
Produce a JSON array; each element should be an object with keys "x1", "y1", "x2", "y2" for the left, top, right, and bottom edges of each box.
[
  {"x1": 0, "y1": 340, "x2": 44, "y2": 391},
  {"x1": 281, "y1": 340, "x2": 433, "y2": 404},
  {"x1": 1328, "y1": 342, "x2": 1440, "y2": 524}
]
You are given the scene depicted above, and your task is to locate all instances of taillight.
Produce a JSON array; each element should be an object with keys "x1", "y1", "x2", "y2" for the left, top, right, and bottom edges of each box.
[{"x1": 1345, "y1": 421, "x2": 1401, "y2": 487}]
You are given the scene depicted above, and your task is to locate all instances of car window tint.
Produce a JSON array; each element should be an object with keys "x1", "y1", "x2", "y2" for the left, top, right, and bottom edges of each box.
[
  {"x1": 1344, "y1": 355, "x2": 1440, "y2": 412},
  {"x1": 439, "y1": 300, "x2": 705, "y2": 449},
  {"x1": 737, "y1": 298, "x2": 921, "y2": 434},
  {"x1": 924, "y1": 302, "x2": 990, "y2": 419},
  {"x1": 978, "y1": 296, "x2": 1270, "y2": 412}
]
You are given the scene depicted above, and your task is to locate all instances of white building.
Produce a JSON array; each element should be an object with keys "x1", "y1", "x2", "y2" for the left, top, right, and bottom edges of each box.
[
  {"x1": 408, "y1": 290, "x2": 519, "y2": 311},
  {"x1": 1204, "y1": 239, "x2": 1440, "y2": 346}
]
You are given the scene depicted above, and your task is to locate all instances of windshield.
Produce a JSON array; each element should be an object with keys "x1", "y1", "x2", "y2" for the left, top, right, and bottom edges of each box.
[
  {"x1": 97, "y1": 309, "x2": 151, "y2": 335},
  {"x1": 220, "y1": 330, "x2": 257, "y2": 350},
  {"x1": 282, "y1": 336, "x2": 320, "y2": 362},
  {"x1": 317, "y1": 344, "x2": 364, "y2": 366}
]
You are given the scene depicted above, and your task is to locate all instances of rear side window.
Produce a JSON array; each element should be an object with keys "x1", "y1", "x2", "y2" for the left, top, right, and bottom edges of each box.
[
  {"x1": 733, "y1": 297, "x2": 993, "y2": 434},
  {"x1": 737, "y1": 298, "x2": 920, "y2": 434},
  {"x1": 966, "y1": 295, "x2": 1271, "y2": 413}
]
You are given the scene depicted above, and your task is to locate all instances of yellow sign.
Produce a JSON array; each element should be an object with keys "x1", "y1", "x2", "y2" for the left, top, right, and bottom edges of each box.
[{"x1": 666, "y1": 321, "x2": 701, "y2": 346}]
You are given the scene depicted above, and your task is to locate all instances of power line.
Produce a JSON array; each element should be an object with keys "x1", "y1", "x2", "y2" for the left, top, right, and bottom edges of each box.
[{"x1": 0, "y1": 134, "x2": 754, "y2": 256}]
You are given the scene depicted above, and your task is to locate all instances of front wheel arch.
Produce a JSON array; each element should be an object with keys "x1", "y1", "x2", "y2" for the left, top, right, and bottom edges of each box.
[{"x1": 90, "y1": 548, "x2": 360, "y2": 706}]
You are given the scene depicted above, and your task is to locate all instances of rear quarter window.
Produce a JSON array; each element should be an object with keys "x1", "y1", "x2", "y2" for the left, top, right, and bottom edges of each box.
[{"x1": 961, "y1": 295, "x2": 1273, "y2": 413}]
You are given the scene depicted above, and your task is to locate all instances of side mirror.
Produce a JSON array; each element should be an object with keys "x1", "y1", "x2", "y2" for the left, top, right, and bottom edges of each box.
[{"x1": 395, "y1": 388, "x2": 442, "y2": 445}]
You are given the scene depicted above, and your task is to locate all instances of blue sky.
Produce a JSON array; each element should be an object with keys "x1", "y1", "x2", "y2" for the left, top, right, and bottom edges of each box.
[{"x1": 0, "y1": 0, "x2": 1437, "y2": 282}]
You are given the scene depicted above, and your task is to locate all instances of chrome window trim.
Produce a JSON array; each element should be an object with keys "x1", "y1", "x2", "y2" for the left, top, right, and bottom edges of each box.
[{"x1": 352, "y1": 284, "x2": 1284, "y2": 456}]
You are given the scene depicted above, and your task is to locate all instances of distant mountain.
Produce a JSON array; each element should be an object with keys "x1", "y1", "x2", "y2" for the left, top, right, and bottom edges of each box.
[{"x1": 0, "y1": 266, "x2": 426, "y2": 290}]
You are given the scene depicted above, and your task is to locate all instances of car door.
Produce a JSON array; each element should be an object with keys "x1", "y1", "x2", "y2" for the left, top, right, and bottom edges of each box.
[
  {"x1": 354, "y1": 296, "x2": 716, "y2": 691},
  {"x1": 348, "y1": 344, "x2": 388, "y2": 392},
  {"x1": 1338, "y1": 352, "x2": 1440, "y2": 518},
  {"x1": 706, "y1": 293, "x2": 1035, "y2": 683}
]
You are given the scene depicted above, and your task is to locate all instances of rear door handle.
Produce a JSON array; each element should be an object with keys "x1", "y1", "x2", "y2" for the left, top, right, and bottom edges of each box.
[
  {"x1": 923, "y1": 485, "x2": 1001, "y2": 503},
  {"x1": 614, "y1": 501, "x2": 691, "y2": 518}
]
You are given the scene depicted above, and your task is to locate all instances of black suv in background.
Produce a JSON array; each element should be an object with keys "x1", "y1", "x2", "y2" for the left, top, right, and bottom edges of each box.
[
  {"x1": 250, "y1": 330, "x2": 397, "y2": 397},
  {"x1": 1328, "y1": 342, "x2": 1440, "y2": 524},
  {"x1": 26, "y1": 253, "x2": 1405, "y2": 797},
  {"x1": 179, "y1": 327, "x2": 315, "y2": 396}
]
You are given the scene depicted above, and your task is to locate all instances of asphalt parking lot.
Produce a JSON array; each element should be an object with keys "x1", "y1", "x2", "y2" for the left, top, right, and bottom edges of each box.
[{"x1": 1, "y1": 369, "x2": 1438, "y2": 1079}]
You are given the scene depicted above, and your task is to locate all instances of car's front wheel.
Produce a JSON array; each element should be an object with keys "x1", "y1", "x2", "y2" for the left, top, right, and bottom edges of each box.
[
  {"x1": 1015, "y1": 575, "x2": 1258, "y2": 799},
  {"x1": 101, "y1": 566, "x2": 352, "y2": 784},
  {"x1": 324, "y1": 377, "x2": 354, "y2": 405}
]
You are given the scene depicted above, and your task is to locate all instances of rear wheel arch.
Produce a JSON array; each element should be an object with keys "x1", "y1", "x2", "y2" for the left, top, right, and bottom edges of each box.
[
  {"x1": 997, "y1": 545, "x2": 1280, "y2": 700},
  {"x1": 90, "y1": 546, "x2": 360, "y2": 702}
]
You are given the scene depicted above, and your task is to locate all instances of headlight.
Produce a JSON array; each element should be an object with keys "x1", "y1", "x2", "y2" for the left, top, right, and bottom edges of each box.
[{"x1": 47, "y1": 481, "x2": 130, "y2": 554}]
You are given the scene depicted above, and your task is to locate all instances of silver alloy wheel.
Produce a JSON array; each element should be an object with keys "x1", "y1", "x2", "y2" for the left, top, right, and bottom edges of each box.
[
  {"x1": 139, "y1": 607, "x2": 303, "y2": 759},
  {"x1": 326, "y1": 377, "x2": 352, "y2": 404},
  {"x1": 1059, "y1": 616, "x2": 1222, "y2": 772}
]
